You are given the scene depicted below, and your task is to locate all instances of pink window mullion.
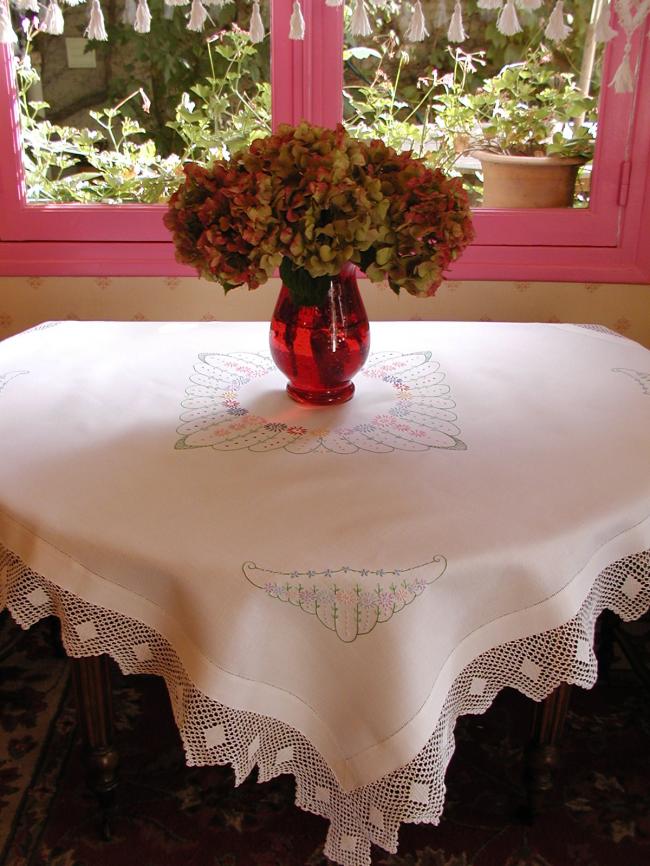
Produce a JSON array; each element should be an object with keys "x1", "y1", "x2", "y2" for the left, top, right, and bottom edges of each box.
[
  {"x1": 447, "y1": 240, "x2": 650, "y2": 283},
  {"x1": 0, "y1": 235, "x2": 646, "y2": 281},
  {"x1": 271, "y1": 0, "x2": 343, "y2": 127},
  {"x1": 0, "y1": 45, "x2": 27, "y2": 218},
  {"x1": 616, "y1": 14, "x2": 650, "y2": 277}
]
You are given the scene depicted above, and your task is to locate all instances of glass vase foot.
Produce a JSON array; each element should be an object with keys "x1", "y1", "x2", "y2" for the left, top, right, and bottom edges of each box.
[{"x1": 287, "y1": 381, "x2": 355, "y2": 406}]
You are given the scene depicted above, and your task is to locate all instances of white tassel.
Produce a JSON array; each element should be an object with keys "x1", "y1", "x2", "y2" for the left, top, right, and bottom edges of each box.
[
  {"x1": 610, "y1": 45, "x2": 633, "y2": 92},
  {"x1": 477, "y1": 0, "x2": 502, "y2": 9},
  {"x1": 40, "y1": 0, "x2": 64, "y2": 34},
  {"x1": 85, "y1": 0, "x2": 108, "y2": 39},
  {"x1": 0, "y1": 0, "x2": 17, "y2": 44},
  {"x1": 447, "y1": 0, "x2": 465, "y2": 41},
  {"x1": 595, "y1": 0, "x2": 617, "y2": 42},
  {"x1": 61, "y1": 0, "x2": 85, "y2": 6},
  {"x1": 517, "y1": 0, "x2": 542, "y2": 9},
  {"x1": 497, "y1": 0, "x2": 521, "y2": 35},
  {"x1": 289, "y1": 0, "x2": 304, "y2": 38},
  {"x1": 405, "y1": 0, "x2": 428, "y2": 40},
  {"x1": 350, "y1": 0, "x2": 372, "y2": 36},
  {"x1": 166, "y1": 0, "x2": 189, "y2": 6},
  {"x1": 187, "y1": 0, "x2": 207, "y2": 30},
  {"x1": 325, "y1": 0, "x2": 344, "y2": 6},
  {"x1": 122, "y1": 0, "x2": 137, "y2": 24},
  {"x1": 544, "y1": 1, "x2": 571, "y2": 42},
  {"x1": 249, "y1": 0, "x2": 264, "y2": 41},
  {"x1": 163, "y1": 2, "x2": 174, "y2": 18},
  {"x1": 134, "y1": 0, "x2": 151, "y2": 32},
  {"x1": 14, "y1": 0, "x2": 40, "y2": 12}
]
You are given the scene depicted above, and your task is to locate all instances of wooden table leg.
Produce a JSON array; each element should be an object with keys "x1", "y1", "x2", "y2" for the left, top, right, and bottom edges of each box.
[
  {"x1": 595, "y1": 609, "x2": 618, "y2": 681},
  {"x1": 598, "y1": 610, "x2": 650, "y2": 693},
  {"x1": 523, "y1": 682, "x2": 572, "y2": 819},
  {"x1": 71, "y1": 655, "x2": 119, "y2": 839}
]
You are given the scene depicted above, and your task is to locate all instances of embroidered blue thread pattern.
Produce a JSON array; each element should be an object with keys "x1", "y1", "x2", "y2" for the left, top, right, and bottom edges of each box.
[
  {"x1": 242, "y1": 556, "x2": 448, "y2": 642},
  {"x1": 613, "y1": 368, "x2": 650, "y2": 395},
  {"x1": 0, "y1": 371, "x2": 28, "y2": 395},
  {"x1": 176, "y1": 351, "x2": 466, "y2": 453},
  {"x1": 24, "y1": 321, "x2": 64, "y2": 334}
]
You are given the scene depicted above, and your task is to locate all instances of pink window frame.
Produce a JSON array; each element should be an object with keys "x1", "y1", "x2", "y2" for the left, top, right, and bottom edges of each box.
[{"x1": 0, "y1": 2, "x2": 648, "y2": 282}]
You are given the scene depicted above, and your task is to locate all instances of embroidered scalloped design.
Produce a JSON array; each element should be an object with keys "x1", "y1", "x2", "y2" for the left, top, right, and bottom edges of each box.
[
  {"x1": 0, "y1": 371, "x2": 28, "y2": 394},
  {"x1": 575, "y1": 324, "x2": 624, "y2": 337},
  {"x1": 612, "y1": 368, "x2": 650, "y2": 395},
  {"x1": 175, "y1": 350, "x2": 466, "y2": 454},
  {"x1": 1, "y1": 543, "x2": 648, "y2": 866},
  {"x1": 24, "y1": 321, "x2": 64, "y2": 333},
  {"x1": 242, "y1": 555, "x2": 448, "y2": 642}
]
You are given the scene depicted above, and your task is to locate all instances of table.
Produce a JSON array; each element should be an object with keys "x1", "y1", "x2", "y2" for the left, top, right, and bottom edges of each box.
[{"x1": 1, "y1": 320, "x2": 649, "y2": 866}]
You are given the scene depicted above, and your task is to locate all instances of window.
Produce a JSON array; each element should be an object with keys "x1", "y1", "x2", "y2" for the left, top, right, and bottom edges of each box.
[
  {"x1": 14, "y1": 9, "x2": 271, "y2": 204},
  {"x1": 0, "y1": 0, "x2": 649, "y2": 282}
]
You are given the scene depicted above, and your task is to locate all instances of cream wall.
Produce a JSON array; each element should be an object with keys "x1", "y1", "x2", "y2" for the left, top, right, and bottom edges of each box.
[{"x1": 1, "y1": 276, "x2": 649, "y2": 348}]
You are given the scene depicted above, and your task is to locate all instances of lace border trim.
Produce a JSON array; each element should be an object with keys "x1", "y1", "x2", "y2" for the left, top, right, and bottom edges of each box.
[{"x1": 1, "y1": 543, "x2": 648, "y2": 866}]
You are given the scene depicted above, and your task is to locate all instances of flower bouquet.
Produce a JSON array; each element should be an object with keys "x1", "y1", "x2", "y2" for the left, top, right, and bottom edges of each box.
[{"x1": 165, "y1": 122, "x2": 474, "y2": 404}]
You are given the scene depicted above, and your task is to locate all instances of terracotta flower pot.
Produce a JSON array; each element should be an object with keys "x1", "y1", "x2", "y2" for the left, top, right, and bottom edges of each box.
[{"x1": 473, "y1": 150, "x2": 585, "y2": 208}]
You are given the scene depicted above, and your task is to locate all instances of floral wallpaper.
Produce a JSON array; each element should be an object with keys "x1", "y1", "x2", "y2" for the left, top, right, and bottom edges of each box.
[{"x1": 0, "y1": 276, "x2": 649, "y2": 347}]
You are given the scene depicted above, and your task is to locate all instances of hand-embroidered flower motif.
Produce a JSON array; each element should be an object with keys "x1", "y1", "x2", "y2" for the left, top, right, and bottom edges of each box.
[
  {"x1": 612, "y1": 368, "x2": 650, "y2": 395},
  {"x1": 176, "y1": 351, "x2": 466, "y2": 453},
  {"x1": 242, "y1": 556, "x2": 448, "y2": 642},
  {"x1": 0, "y1": 371, "x2": 28, "y2": 395}
]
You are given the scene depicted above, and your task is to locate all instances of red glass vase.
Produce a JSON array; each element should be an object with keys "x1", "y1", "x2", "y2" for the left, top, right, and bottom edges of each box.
[{"x1": 269, "y1": 263, "x2": 370, "y2": 405}]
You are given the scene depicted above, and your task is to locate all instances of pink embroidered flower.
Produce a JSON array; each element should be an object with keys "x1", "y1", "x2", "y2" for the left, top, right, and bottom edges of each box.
[
  {"x1": 298, "y1": 587, "x2": 317, "y2": 605},
  {"x1": 378, "y1": 591, "x2": 396, "y2": 613}
]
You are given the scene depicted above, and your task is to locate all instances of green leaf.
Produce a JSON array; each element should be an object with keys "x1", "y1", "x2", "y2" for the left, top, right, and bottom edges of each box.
[{"x1": 279, "y1": 258, "x2": 332, "y2": 308}]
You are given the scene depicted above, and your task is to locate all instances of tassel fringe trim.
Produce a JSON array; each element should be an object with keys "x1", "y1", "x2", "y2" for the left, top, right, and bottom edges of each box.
[
  {"x1": 545, "y1": 0, "x2": 572, "y2": 42},
  {"x1": 134, "y1": 0, "x2": 151, "y2": 33},
  {"x1": 448, "y1": 0, "x2": 466, "y2": 41},
  {"x1": 405, "y1": 0, "x2": 429, "y2": 41},
  {"x1": 1, "y1": 0, "x2": 646, "y2": 99},
  {"x1": 249, "y1": 0, "x2": 264, "y2": 42},
  {"x1": 0, "y1": 0, "x2": 17, "y2": 43},
  {"x1": 289, "y1": 0, "x2": 305, "y2": 39},
  {"x1": 85, "y1": 0, "x2": 108, "y2": 40},
  {"x1": 350, "y1": 0, "x2": 372, "y2": 37}
]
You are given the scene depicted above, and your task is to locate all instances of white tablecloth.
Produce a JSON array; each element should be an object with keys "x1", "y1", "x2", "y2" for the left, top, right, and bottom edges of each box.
[{"x1": 1, "y1": 320, "x2": 649, "y2": 866}]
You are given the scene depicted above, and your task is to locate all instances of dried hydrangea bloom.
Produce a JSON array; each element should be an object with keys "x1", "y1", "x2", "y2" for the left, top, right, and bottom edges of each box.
[{"x1": 164, "y1": 121, "x2": 475, "y2": 298}]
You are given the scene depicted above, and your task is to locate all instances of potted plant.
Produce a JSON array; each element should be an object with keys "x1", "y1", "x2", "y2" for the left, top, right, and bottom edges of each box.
[
  {"x1": 437, "y1": 49, "x2": 596, "y2": 208},
  {"x1": 164, "y1": 122, "x2": 474, "y2": 404}
]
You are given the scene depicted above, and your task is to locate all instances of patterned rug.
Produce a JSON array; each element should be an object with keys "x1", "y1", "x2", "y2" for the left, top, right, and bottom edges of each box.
[{"x1": 1, "y1": 611, "x2": 649, "y2": 866}]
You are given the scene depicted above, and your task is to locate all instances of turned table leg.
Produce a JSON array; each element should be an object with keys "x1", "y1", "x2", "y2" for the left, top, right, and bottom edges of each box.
[
  {"x1": 524, "y1": 683, "x2": 572, "y2": 819},
  {"x1": 71, "y1": 655, "x2": 119, "y2": 839},
  {"x1": 598, "y1": 610, "x2": 650, "y2": 692}
]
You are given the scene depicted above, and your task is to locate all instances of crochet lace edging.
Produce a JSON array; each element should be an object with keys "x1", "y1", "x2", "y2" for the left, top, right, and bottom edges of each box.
[{"x1": 1, "y1": 544, "x2": 648, "y2": 866}]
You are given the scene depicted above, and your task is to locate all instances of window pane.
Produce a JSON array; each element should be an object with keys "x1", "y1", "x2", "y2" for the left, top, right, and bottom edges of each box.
[
  {"x1": 343, "y1": 0, "x2": 602, "y2": 208},
  {"x1": 11, "y1": 1, "x2": 270, "y2": 203}
]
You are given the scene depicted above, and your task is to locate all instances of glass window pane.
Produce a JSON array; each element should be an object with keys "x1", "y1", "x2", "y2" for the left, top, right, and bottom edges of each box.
[
  {"x1": 11, "y1": 1, "x2": 270, "y2": 203},
  {"x1": 343, "y1": 0, "x2": 602, "y2": 208}
]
